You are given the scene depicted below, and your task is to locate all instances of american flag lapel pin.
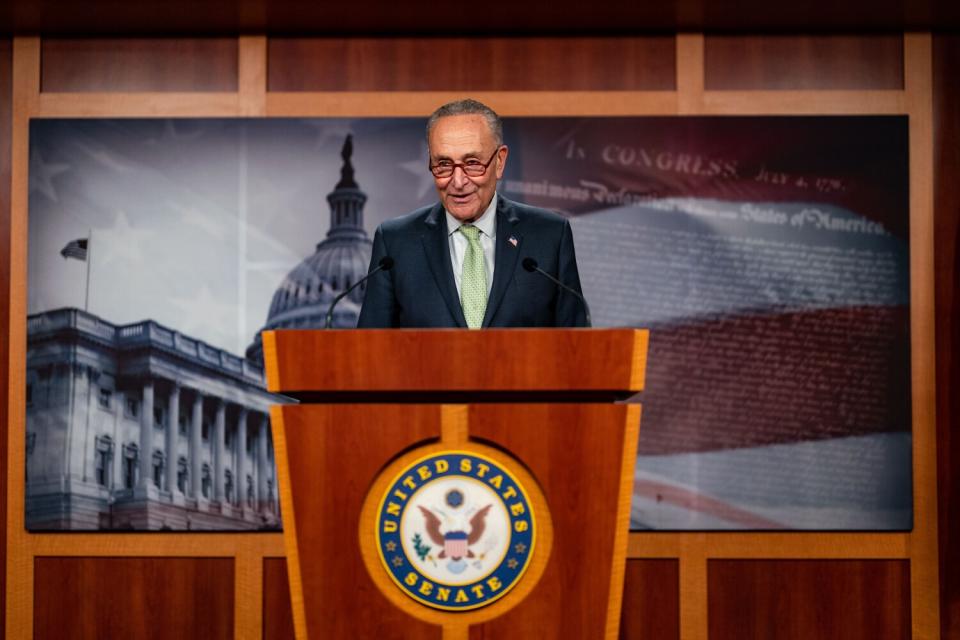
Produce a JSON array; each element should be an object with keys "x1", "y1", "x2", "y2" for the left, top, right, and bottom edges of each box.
[{"x1": 508, "y1": 236, "x2": 518, "y2": 247}]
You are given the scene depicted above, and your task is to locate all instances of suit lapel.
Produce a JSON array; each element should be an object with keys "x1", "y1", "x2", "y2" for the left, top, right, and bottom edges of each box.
[
  {"x1": 482, "y1": 198, "x2": 522, "y2": 327},
  {"x1": 420, "y1": 204, "x2": 467, "y2": 328}
]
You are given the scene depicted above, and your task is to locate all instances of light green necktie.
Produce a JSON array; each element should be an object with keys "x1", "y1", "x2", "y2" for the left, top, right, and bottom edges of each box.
[{"x1": 458, "y1": 224, "x2": 487, "y2": 329}]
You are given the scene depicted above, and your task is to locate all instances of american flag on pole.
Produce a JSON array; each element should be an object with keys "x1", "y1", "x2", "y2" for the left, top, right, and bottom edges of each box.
[{"x1": 60, "y1": 238, "x2": 88, "y2": 261}]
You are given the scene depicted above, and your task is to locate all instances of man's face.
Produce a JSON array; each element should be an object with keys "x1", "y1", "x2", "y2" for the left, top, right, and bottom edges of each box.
[{"x1": 428, "y1": 114, "x2": 508, "y2": 223}]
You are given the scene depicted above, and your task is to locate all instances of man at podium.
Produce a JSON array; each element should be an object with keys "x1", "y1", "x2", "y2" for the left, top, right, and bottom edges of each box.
[{"x1": 357, "y1": 98, "x2": 588, "y2": 329}]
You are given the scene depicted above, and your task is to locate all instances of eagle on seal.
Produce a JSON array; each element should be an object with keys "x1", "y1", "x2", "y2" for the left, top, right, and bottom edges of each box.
[{"x1": 418, "y1": 505, "x2": 492, "y2": 561}]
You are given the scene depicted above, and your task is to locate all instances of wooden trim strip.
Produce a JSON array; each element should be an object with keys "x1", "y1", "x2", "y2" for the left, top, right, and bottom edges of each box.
[
  {"x1": 28, "y1": 89, "x2": 907, "y2": 122},
  {"x1": 269, "y1": 406, "x2": 308, "y2": 640},
  {"x1": 5, "y1": 36, "x2": 39, "y2": 640},
  {"x1": 28, "y1": 89, "x2": 909, "y2": 120},
  {"x1": 31, "y1": 88, "x2": 909, "y2": 120},
  {"x1": 628, "y1": 531, "x2": 911, "y2": 558},
  {"x1": 239, "y1": 36, "x2": 267, "y2": 117},
  {"x1": 266, "y1": 91, "x2": 680, "y2": 117},
  {"x1": 629, "y1": 330, "x2": 649, "y2": 392},
  {"x1": 606, "y1": 404, "x2": 643, "y2": 639},
  {"x1": 440, "y1": 404, "x2": 469, "y2": 446},
  {"x1": 702, "y1": 90, "x2": 906, "y2": 114},
  {"x1": 36, "y1": 92, "x2": 243, "y2": 117},
  {"x1": 29, "y1": 532, "x2": 285, "y2": 556},
  {"x1": 262, "y1": 331, "x2": 281, "y2": 393},
  {"x1": 678, "y1": 546, "x2": 707, "y2": 640},
  {"x1": 443, "y1": 623, "x2": 469, "y2": 640},
  {"x1": 676, "y1": 33, "x2": 705, "y2": 114},
  {"x1": 266, "y1": 89, "x2": 902, "y2": 118},
  {"x1": 234, "y1": 546, "x2": 263, "y2": 640},
  {"x1": 904, "y1": 30, "x2": 940, "y2": 640}
]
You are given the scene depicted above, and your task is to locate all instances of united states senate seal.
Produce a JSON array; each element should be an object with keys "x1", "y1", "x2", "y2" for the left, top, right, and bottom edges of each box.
[{"x1": 375, "y1": 451, "x2": 536, "y2": 611}]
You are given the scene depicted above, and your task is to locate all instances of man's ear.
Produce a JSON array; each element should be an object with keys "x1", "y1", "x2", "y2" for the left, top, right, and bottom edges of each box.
[{"x1": 495, "y1": 145, "x2": 509, "y2": 179}]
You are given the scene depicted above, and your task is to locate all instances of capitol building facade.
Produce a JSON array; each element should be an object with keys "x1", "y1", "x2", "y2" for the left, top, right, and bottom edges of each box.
[
  {"x1": 26, "y1": 309, "x2": 280, "y2": 530},
  {"x1": 25, "y1": 135, "x2": 375, "y2": 530}
]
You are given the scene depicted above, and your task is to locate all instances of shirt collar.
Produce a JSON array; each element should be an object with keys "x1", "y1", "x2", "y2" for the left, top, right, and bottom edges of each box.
[{"x1": 446, "y1": 192, "x2": 497, "y2": 238}]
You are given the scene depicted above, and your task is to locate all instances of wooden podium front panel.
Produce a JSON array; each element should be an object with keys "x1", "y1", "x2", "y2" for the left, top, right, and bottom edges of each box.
[
  {"x1": 278, "y1": 404, "x2": 442, "y2": 640},
  {"x1": 468, "y1": 403, "x2": 635, "y2": 639},
  {"x1": 277, "y1": 401, "x2": 637, "y2": 639}
]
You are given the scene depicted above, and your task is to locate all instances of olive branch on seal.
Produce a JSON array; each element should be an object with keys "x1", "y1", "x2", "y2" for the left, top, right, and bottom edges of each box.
[{"x1": 411, "y1": 533, "x2": 432, "y2": 561}]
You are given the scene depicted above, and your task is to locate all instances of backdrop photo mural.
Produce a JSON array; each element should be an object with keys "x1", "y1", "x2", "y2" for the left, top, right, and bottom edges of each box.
[{"x1": 25, "y1": 116, "x2": 910, "y2": 531}]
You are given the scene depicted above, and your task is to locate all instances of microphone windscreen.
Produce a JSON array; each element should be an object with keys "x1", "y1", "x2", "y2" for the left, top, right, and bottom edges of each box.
[
  {"x1": 379, "y1": 256, "x2": 395, "y2": 271},
  {"x1": 522, "y1": 257, "x2": 538, "y2": 272}
]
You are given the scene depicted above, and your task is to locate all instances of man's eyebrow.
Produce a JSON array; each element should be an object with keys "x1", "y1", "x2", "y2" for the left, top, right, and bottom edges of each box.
[{"x1": 433, "y1": 151, "x2": 484, "y2": 161}]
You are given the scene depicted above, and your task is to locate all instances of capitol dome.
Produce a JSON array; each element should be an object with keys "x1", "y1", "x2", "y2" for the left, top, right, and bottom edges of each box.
[{"x1": 246, "y1": 135, "x2": 373, "y2": 364}]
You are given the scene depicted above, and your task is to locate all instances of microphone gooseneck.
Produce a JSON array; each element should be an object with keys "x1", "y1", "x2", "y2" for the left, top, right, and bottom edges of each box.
[
  {"x1": 522, "y1": 257, "x2": 592, "y2": 327},
  {"x1": 325, "y1": 256, "x2": 394, "y2": 329}
]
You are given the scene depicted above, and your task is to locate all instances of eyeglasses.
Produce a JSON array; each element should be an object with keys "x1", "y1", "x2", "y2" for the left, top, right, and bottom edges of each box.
[{"x1": 429, "y1": 148, "x2": 501, "y2": 179}]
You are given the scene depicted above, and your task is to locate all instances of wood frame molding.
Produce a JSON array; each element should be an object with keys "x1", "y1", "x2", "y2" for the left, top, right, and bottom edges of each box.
[{"x1": 3, "y1": 32, "x2": 940, "y2": 640}]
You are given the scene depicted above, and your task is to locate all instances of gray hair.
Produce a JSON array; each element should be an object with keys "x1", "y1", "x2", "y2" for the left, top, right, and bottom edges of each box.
[{"x1": 426, "y1": 99, "x2": 503, "y2": 146}]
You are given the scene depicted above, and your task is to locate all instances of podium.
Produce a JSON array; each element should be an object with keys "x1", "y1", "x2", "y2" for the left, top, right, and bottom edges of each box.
[{"x1": 263, "y1": 329, "x2": 648, "y2": 639}]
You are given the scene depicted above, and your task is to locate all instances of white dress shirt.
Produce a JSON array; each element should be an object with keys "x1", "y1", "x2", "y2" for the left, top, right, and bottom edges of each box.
[{"x1": 446, "y1": 193, "x2": 497, "y2": 298}]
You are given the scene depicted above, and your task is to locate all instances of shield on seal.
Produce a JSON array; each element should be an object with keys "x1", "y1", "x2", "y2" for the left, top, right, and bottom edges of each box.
[{"x1": 444, "y1": 531, "x2": 468, "y2": 559}]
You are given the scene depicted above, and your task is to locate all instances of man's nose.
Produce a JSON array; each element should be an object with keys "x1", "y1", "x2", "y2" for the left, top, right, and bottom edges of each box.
[{"x1": 450, "y1": 166, "x2": 471, "y2": 189}]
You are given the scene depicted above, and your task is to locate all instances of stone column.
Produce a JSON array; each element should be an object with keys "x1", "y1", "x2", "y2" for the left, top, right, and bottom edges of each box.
[
  {"x1": 237, "y1": 408, "x2": 248, "y2": 508},
  {"x1": 190, "y1": 391, "x2": 203, "y2": 499},
  {"x1": 257, "y1": 415, "x2": 269, "y2": 512},
  {"x1": 213, "y1": 400, "x2": 226, "y2": 502},
  {"x1": 165, "y1": 383, "x2": 179, "y2": 494},
  {"x1": 138, "y1": 380, "x2": 154, "y2": 489},
  {"x1": 112, "y1": 390, "x2": 125, "y2": 489},
  {"x1": 65, "y1": 362, "x2": 91, "y2": 480},
  {"x1": 81, "y1": 367, "x2": 99, "y2": 484}
]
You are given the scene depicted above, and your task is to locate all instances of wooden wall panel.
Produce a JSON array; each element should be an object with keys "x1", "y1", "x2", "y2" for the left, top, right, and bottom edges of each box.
[
  {"x1": 707, "y1": 560, "x2": 911, "y2": 640},
  {"x1": 268, "y1": 37, "x2": 676, "y2": 92},
  {"x1": 40, "y1": 38, "x2": 239, "y2": 92},
  {"x1": 934, "y1": 33, "x2": 960, "y2": 640},
  {"x1": 33, "y1": 557, "x2": 234, "y2": 639},
  {"x1": 0, "y1": 36, "x2": 11, "y2": 638},
  {"x1": 262, "y1": 558, "x2": 294, "y2": 640},
  {"x1": 704, "y1": 34, "x2": 904, "y2": 90},
  {"x1": 619, "y1": 559, "x2": 679, "y2": 640}
]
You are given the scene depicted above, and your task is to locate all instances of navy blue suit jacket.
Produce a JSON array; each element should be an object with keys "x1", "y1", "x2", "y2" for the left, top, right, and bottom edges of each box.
[{"x1": 357, "y1": 196, "x2": 587, "y2": 328}]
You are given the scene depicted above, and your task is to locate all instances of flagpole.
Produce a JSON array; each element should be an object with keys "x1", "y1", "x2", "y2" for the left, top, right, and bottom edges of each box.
[{"x1": 84, "y1": 230, "x2": 92, "y2": 312}]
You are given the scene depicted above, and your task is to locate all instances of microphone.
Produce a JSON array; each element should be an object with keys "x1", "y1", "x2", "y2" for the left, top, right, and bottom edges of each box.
[
  {"x1": 522, "y1": 257, "x2": 591, "y2": 327},
  {"x1": 325, "y1": 256, "x2": 394, "y2": 329}
]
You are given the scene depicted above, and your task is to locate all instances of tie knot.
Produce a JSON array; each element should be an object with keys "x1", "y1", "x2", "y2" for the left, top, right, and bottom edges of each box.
[{"x1": 459, "y1": 224, "x2": 480, "y2": 241}]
